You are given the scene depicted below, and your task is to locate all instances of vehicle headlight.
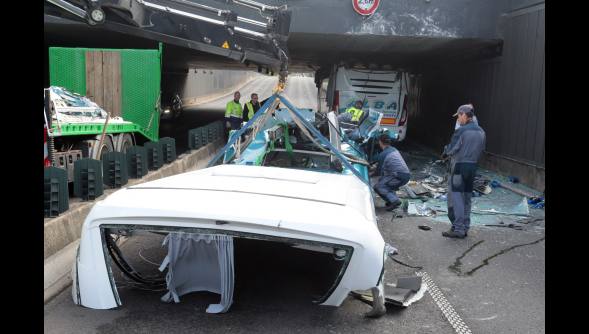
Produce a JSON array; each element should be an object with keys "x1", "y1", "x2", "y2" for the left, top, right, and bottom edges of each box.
[
  {"x1": 163, "y1": 108, "x2": 171, "y2": 114},
  {"x1": 334, "y1": 248, "x2": 347, "y2": 260}
]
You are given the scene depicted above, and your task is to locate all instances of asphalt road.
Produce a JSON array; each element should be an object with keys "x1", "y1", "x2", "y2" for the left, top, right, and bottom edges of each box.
[
  {"x1": 159, "y1": 75, "x2": 320, "y2": 154},
  {"x1": 44, "y1": 195, "x2": 545, "y2": 334},
  {"x1": 46, "y1": 77, "x2": 545, "y2": 333}
]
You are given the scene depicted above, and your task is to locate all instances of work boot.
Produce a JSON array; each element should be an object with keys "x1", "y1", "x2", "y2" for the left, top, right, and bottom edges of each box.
[
  {"x1": 365, "y1": 285, "x2": 386, "y2": 318},
  {"x1": 386, "y1": 200, "x2": 402, "y2": 212},
  {"x1": 451, "y1": 227, "x2": 467, "y2": 237},
  {"x1": 442, "y1": 230, "x2": 466, "y2": 239}
]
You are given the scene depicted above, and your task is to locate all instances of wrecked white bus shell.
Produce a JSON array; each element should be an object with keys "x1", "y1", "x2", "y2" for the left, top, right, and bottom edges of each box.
[{"x1": 72, "y1": 164, "x2": 386, "y2": 310}]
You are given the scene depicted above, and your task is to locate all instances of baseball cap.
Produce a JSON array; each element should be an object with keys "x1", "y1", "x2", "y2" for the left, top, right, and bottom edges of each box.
[{"x1": 453, "y1": 104, "x2": 474, "y2": 117}]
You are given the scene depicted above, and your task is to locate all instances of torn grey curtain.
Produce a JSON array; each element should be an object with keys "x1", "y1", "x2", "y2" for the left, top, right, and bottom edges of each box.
[{"x1": 159, "y1": 232, "x2": 234, "y2": 313}]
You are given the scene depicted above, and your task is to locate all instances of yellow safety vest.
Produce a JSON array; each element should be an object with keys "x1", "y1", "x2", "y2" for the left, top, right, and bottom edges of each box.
[
  {"x1": 245, "y1": 102, "x2": 255, "y2": 120},
  {"x1": 225, "y1": 100, "x2": 243, "y2": 118},
  {"x1": 346, "y1": 106, "x2": 364, "y2": 122}
]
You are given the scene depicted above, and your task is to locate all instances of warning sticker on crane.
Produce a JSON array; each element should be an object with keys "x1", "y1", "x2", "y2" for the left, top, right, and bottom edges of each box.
[{"x1": 222, "y1": 41, "x2": 230, "y2": 49}]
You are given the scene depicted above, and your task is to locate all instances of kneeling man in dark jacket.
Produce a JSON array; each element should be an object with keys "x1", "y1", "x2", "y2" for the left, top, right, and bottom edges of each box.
[{"x1": 372, "y1": 135, "x2": 411, "y2": 211}]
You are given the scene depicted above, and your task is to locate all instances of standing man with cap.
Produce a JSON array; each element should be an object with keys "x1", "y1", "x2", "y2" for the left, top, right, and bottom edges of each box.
[
  {"x1": 243, "y1": 93, "x2": 260, "y2": 122},
  {"x1": 225, "y1": 91, "x2": 243, "y2": 132},
  {"x1": 454, "y1": 103, "x2": 479, "y2": 129},
  {"x1": 442, "y1": 104, "x2": 486, "y2": 238}
]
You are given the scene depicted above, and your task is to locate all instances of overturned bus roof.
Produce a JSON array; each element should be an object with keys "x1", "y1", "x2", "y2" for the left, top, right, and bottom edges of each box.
[{"x1": 74, "y1": 164, "x2": 386, "y2": 310}]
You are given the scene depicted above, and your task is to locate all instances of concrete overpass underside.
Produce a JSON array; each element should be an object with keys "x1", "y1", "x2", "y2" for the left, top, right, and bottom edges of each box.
[
  {"x1": 45, "y1": 0, "x2": 507, "y2": 75},
  {"x1": 45, "y1": 14, "x2": 501, "y2": 75}
]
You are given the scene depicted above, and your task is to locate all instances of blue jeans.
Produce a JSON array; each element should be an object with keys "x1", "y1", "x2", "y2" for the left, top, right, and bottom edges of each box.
[{"x1": 373, "y1": 173, "x2": 410, "y2": 204}]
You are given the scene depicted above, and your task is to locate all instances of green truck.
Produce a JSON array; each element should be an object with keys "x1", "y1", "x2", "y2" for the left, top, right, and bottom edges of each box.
[{"x1": 44, "y1": 44, "x2": 162, "y2": 181}]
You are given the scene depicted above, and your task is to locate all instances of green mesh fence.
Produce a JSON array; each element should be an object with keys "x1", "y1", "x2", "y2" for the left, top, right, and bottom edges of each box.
[
  {"x1": 120, "y1": 49, "x2": 161, "y2": 142},
  {"x1": 48, "y1": 46, "x2": 161, "y2": 142},
  {"x1": 49, "y1": 48, "x2": 86, "y2": 95}
]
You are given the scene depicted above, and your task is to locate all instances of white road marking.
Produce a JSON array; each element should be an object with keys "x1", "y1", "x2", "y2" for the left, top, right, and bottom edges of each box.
[
  {"x1": 417, "y1": 271, "x2": 473, "y2": 334},
  {"x1": 471, "y1": 315, "x2": 498, "y2": 321}
]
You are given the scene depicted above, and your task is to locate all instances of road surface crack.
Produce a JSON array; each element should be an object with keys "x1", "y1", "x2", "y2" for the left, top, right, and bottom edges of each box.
[
  {"x1": 448, "y1": 240, "x2": 484, "y2": 275},
  {"x1": 449, "y1": 237, "x2": 545, "y2": 276}
]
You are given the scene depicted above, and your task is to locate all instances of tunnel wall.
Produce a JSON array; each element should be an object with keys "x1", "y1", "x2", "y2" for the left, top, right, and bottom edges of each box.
[
  {"x1": 411, "y1": 2, "x2": 544, "y2": 190},
  {"x1": 163, "y1": 70, "x2": 260, "y2": 106}
]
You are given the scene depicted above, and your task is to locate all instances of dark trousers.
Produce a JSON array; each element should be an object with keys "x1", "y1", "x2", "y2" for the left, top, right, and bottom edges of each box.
[
  {"x1": 226, "y1": 117, "x2": 242, "y2": 131},
  {"x1": 373, "y1": 172, "x2": 410, "y2": 204},
  {"x1": 447, "y1": 163, "x2": 477, "y2": 234},
  {"x1": 225, "y1": 117, "x2": 243, "y2": 138}
]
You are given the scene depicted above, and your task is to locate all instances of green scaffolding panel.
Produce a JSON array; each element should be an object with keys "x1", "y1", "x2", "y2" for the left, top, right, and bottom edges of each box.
[
  {"x1": 121, "y1": 49, "x2": 161, "y2": 142},
  {"x1": 49, "y1": 48, "x2": 86, "y2": 95},
  {"x1": 48, "y1": 46, "x2": 161, "y2": 142}
]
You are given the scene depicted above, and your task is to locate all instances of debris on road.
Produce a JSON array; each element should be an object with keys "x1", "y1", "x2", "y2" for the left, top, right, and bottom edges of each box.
[
  {"x1": 528, "y1": 196, "x2": 545, "y2": 209},
  {"x1": 401, "y1": 184, "x2": 419, "y2": 199},
  {"x1": 393, "y1": 145, "x2": 544, "y2": 227},
  {"x1": 397, "y1": 276, "x2": 423, "y2": 292},
  {"x1": 351, "y1": 275, "x2": 426, "y2": 308},
  {"x1": 474, "y1": 175, "x2": 492, "y2": 194},
  {"x1": 407, "y1": 202, "x2": 436, "y2": 217},
  {"x1": 406, "y1": 182, "x2": 431, "y2": 196},
  {"x1": 508, "y1": 176, "x2": 520, "y2": 183},
  {"x1": 385, "y1": 243, "x2": 399, "y2": 256},
  {"x1": 490, "y1": 179, "x2": 537, "y2": 198}
]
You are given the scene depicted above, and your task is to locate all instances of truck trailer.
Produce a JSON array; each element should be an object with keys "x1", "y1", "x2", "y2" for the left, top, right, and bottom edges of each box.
[{"x1": 45, "y1": 44, "x2": 162, "y2": 181}]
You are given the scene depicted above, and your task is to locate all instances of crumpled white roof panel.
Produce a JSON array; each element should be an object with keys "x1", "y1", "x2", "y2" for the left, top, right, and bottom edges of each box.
[
  {"x1": 131, "y1": 164, "x2": 362, "y2": 206},
  {"x1": 89, "y1": 165, "x2": 378, "y2": 241}
]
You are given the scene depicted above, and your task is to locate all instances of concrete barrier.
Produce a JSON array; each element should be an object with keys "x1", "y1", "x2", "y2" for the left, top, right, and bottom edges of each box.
[{"x1": 44, "y1": 138, "x2": 225, "y2": 304}]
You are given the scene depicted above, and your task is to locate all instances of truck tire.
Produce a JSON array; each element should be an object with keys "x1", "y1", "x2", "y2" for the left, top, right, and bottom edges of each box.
[
  {"x1": 118, "y1": 134, "x2": 135, "y2": 153},
  {"x1": 97, "y1": 137, "x2": 114, "y2": 161}
]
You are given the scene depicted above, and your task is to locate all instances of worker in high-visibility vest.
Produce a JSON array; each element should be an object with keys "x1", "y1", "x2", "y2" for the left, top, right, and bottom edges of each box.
[
  {"x1": 243, "y1": 93, "x2": 260, "y2": 122},
  {"x1": 338, "y1": 100, "x2": 364, "y2": 123},
  {"x1": 225, "y1": 91, "x2": 243, "y2": 131}
]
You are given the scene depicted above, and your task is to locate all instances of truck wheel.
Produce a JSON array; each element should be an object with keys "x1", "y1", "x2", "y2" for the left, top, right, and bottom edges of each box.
[
  {"x1": 97, "y1": 138, "x2": 114, "y2": 161},
  {"x1": 119, "y1": 134, "x2": 135, "y2": 153},
  {"x1": 87, "y1": 7, "x2": 105, "y2": 25}
]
